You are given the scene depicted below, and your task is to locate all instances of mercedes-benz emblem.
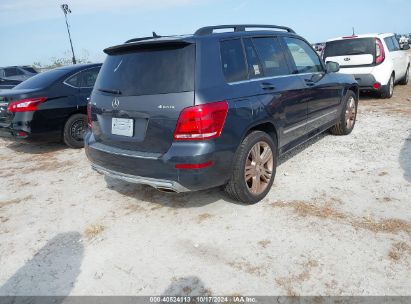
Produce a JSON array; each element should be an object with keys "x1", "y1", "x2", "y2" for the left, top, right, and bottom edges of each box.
[{"x1": 112, "y1": 98, "x2": 120, "y2": 109}]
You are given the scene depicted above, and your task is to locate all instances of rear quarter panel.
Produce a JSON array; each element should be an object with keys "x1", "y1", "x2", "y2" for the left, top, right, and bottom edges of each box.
[{"x1": 30, "y1": 83, "x2": 85, "y2": 134}]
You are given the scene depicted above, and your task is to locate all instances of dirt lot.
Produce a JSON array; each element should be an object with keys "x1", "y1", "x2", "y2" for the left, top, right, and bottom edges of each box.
[{"x1": 0, "y1": 82, "x2": 411, "y2": 296}]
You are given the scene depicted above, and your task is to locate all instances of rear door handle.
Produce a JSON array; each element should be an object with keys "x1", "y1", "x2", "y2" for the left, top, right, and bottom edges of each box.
[{"x1": 260, "y1": 82, "x2": 275, "y2": 90}]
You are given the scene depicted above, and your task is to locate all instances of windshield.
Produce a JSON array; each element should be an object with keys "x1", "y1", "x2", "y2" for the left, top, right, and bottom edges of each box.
[
  {"x1": 22, "y1": 67, "x2": 38, "y2": 74},
  {"x1": 324, "y1": 38, "x2": 376, "y2": 58},
  {"x1": 95, "y1": 44, "x2": 195, "y2": 96},
  {"x1": 14, "y1": 69, "x2": 67, "y2": 90}
]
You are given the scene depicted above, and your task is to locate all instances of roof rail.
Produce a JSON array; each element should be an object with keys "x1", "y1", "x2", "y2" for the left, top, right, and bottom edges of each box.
[{"x1": 194, "y1": 24, "x2": 296, "y2": 36}]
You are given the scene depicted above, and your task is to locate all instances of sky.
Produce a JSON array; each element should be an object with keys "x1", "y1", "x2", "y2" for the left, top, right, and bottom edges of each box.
[{"x1": 1, "y1": 0, "x2": 410, "y2": 66}]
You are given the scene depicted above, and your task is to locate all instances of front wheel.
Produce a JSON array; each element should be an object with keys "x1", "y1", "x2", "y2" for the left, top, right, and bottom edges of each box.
[
  {"x1": 225, "y1": 131, "x2": 277, "y2": 204},
  {"x1": 330, "y1": 91, "x2": 358, "y2": 136},
  {"x1": 63, "y1": 113, "x2": 88, "y2": 149}
]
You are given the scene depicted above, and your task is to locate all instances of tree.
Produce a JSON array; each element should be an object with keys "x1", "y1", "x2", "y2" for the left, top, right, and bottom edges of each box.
[{"x1": 32, "y1": 49, "x2": 92, "y2": 70}]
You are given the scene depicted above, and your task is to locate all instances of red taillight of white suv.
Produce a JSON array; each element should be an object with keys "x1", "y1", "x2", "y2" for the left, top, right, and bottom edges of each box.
[
  {"x1": 174, "y1": 101, "x2": 228, "y2": 140},
  {"x1": 7, "y1": 97, "x2": 47, "y2": 113},
  {"x1": 375, "y1": 38, "x2": 385, "y2": 65}
]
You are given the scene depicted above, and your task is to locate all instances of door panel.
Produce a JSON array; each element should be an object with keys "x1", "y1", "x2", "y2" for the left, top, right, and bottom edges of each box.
[
  {"x1": 391, "y1": 37, "x2": 406, "y2": 79},
  {"x1": 282, "y1": 36, "x2": 342, "y2": 133},
  {"x1": 246, "y1": 36, "x2": 308, "y2": 148},
  {"x1": 257, "y1": 76, "x2": 308, "y2": 148}
]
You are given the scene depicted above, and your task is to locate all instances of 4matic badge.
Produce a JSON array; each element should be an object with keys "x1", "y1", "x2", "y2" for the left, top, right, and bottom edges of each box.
[{"x1": 158, "y1": 105, "x2": 175, "y2": 109}]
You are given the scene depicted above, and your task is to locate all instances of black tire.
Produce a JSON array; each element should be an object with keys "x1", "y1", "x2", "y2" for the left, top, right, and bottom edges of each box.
[
  {"x1": 63, "y1": 113, "x2": 87, "y2": 149},
  {"x1": 380, "y1": 74, "x2": 394, "y2": 99},
  {"x1": 399, "y1": 65, "x2": 409, "y2": 85},
  {"x1": 330, "y1": 90, "x2": 358, "y2": 136},
  {"x1": 225, "y1": 131, "x2": 277, "y2": 204}
]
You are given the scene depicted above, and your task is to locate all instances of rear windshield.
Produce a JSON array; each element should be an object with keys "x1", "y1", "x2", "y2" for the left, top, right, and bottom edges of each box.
[
  {"x1": 13, "y1": 69, "x2": 67, "y2": 90},
  {"x1": 324, "y1": 38, "x2": 376, "y2": 58},
  {"x1": 95, "y1": 44, "x2": 195, "y2": 96}
]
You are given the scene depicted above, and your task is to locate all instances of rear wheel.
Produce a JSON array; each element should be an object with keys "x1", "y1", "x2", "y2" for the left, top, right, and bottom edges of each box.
[
  {"x1": 225, "y1": 131, "x2": 277, "y2": 204},
  {"x1": 380, "y1": 74, "x2": 394, "y2": 99},
  {"x1": 399, "y1": 66, "x2": 409, "y2": 85},
  {"x1": 330, "y1": 91, "x2": 357, "y2": 136},
  {"x1": 63, "y1": 113, "x2": 87, "y2": 149}
]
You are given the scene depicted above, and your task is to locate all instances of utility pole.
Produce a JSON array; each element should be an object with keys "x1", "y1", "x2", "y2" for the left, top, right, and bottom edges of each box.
[{"x1": 61, "y1": 4, "x2": 76, "y2": 64}]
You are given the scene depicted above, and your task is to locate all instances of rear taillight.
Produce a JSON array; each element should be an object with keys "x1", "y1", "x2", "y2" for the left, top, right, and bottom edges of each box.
[
  {"x1": 376, "y1": 38, "x2": 385, "y2": 65},
  {"x1": 373, "y1": 82, "x2": 381, "y2": 90},
  {"x1": 173, "y1": 101, "x2": 228, "y2": 140},
  {"x1": 175, "y1": 161, "x2": 214, "y2": 169},
  {"x1": 87, "y1": 102, "x2": 92, "y2": 129},
  {"x1": 7, "y1": 97, "x2": 47, "y2": 113}
]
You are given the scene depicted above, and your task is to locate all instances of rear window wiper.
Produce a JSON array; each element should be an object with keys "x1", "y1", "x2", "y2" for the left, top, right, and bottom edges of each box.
[{"x1": 98, "y1": 88, "x2": 122, "y2": 95}]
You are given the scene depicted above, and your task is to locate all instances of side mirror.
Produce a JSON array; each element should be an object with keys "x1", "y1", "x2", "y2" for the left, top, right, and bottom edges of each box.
[
  {"x1": 326, "y1": 61, "x2": 340, "y2": 73},
  {"x1": 401, "y1": 44, "x2": 410, "y2": 50}
]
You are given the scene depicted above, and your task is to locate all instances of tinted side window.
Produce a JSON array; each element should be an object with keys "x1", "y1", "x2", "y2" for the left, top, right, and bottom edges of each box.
[
  {"x1": 0, "y1": 69, "x2": 4, "y2": 77},
  {"x1": 220, "y1": 39, "x2": 247, "y2": 82},
  {"x1": 243, "y1": 38, "x2": 263, "y2": 79},
  {"x1": 22, "y1": 67, "x2": 37, "y2": 74},
  {"x1": 284, "y1": 37, "x2": 323, "y2": 73},
  {"x1": 80, "y1": 67, "x2": 100, "y2": 87},
  {"x1": 384, "y1": 37, "x2": 395, "y2": 52},
  {"x1": 391, "y1": 37, "x2": 400, "y2": 51},
  {"x1": 4, "y1": 68, "x2": 21, "y2": 77},
  {"x1": 252, "y1": 37, "x2": 289, "y2": 77},
  {"x1": 65, "y1": 74, "x2": 81, "y2": 87}
]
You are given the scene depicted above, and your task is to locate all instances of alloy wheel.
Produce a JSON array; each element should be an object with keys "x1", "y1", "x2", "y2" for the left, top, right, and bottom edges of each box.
[
  {"x1": 345, "y1": 96, "x2": 356, "y2": 129},
  {"x1": 244, "y1": 141, "x2": 273, "y2": 195},
  {"x1": 70, "y1": 119, "x2": 86, "y2": 142}
]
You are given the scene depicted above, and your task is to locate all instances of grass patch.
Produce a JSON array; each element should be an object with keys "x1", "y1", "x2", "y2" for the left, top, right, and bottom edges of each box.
[
  {"x1": 84, "y1": 224, "x2": 105, "y2": 239},
  {"x1": 0, "y1": 195, "x2": 33, "y2": 209}
]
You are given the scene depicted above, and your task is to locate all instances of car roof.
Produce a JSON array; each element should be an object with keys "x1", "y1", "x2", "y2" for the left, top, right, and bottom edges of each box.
[
  {"x1": 53, "y1": 63, "x2": 102, "y2": 72},
  {"x1": 327, "y1": 33, "x2": 395, "y2": 42},
  {"x1": 0, "y1": 63, "x2": 101, "y2": 71},
  {"x1": 0, "y1": 65, "x2": 36, "y2": 69},
  {"x1": 107, "y1": 24, "x2": 300, "y2": 53}
]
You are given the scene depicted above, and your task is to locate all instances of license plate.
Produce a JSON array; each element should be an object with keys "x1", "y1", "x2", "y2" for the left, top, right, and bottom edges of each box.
[{"x1": 112, "y1": 118, "x2": 134, "y2": 137}]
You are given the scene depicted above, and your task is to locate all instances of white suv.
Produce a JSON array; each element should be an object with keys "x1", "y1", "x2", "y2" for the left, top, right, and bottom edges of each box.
[{"x1": 323, "y1": 33, "x2": 410, "y2": 98}]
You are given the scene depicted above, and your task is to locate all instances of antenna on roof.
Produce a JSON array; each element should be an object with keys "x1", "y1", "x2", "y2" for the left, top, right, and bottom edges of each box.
[
  {"x1": 152, "y1": 31, "x2": 160, "y2": 38},
  {"x1": 352, "y1": 27, "x2": 355, "y2": 36}
]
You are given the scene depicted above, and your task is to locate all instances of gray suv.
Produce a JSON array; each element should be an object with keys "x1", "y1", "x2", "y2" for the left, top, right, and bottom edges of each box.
[{"x1": 85, "y1": 24, "x2": 359, "y2": 204}]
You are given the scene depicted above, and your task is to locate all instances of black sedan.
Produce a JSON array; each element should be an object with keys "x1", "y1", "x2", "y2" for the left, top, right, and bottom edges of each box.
[{"x1": 0, "y1": 63, "x2": 101, "y2": 148}]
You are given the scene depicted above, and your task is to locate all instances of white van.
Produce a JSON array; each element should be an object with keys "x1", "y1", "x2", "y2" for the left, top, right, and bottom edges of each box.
[{"x1": 323, "y1": 33, "x2": 410, "y2": 98}]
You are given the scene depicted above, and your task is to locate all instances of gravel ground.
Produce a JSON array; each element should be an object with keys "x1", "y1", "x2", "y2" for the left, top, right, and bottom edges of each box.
[{"x1": 0, "y1": 81, "x2": 410, "y2": 296}]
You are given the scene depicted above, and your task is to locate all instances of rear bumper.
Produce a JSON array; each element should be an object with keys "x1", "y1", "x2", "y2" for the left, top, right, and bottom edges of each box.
[
  {"x1": 85, "y1": 132, "x2": 235, "y2": 192},
  {"x1": 0, "y1": 112, "x2": 62, "y2": 141},
  {"x1": 0, "y1": 124, "x2": 14, "y2": 138},
  {"x1": 0, "y1": 123, "x2": 61, "y2": 141},
  {"x1": 352, "y1": 74, "x2": 379, "y2": 89},
  {"x1": 91, "y1": 163, "x2": 189, "y2": 193}
]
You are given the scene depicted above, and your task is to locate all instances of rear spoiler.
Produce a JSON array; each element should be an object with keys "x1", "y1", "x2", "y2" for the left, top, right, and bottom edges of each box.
[{"x1": 104, "y1": 40, "x2": 192, "y2": 55}]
